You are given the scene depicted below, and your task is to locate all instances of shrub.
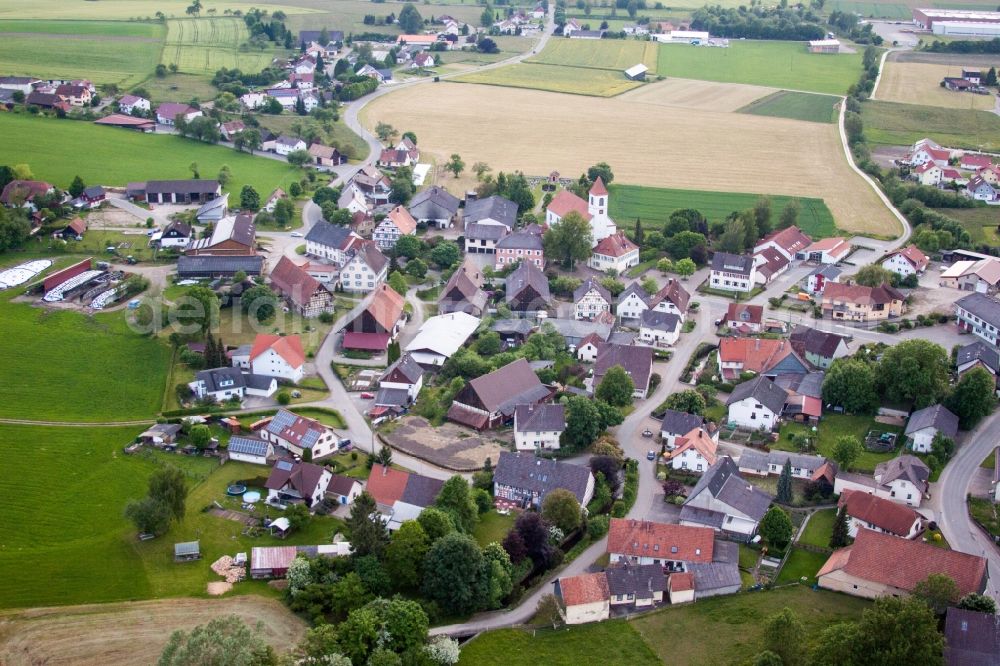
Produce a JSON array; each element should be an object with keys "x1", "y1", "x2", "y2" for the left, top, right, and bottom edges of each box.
[
  {"x1": 277, "y1": 391, "x2": 291, "y2": 405},
  {"x1": 587, "y1": 515, "x2": 609, "y2": 539},
  {"x1": 611, "y1": 500, "x2": 626, "y2": 518}
]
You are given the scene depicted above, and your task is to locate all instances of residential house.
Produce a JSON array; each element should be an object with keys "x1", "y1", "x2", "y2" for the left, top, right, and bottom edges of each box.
[
  {"x1": 0, "y1": 76, "x2": 39, "y2": 94},
  {"x1": 448, "y1": 358, "x2": 551, "y2": 429},
  {"x1": 800, "y1": 237, "x2": 852, "y2": 264},
  {"x1": 186, "y1": 214, "x2": 256, "y2": 256},
  {"x1": 753, "y1": 247, "x2": 790, "y2": 286},
  {"x1": 576, "y1": 331, "x2": 605, "y2": 363},
  {"x1": 350, "y1": 166, "x2": 392, "y2": 205},
  {"x1": 141, "y1": 179, "x2": 220, "y2": 205},
  {"x1": 464, "y1": 195, "x2": 517, "y2": 254},
  {"x1": 725, "y1": 303, "x2": 764, "y2": 334},
  {"x1": 373, "y1": 205, "x2": 417, "y2": 251},
  {"x1": 942, "y1": 259, "x2": 1000, "y2": 293},
  {"x1": 804, "y1": 264, "x2": 842, "y2": 296},
  {"x1": 0, "y1": 179, "x2": 54, "y2": 209},
  {"x1": 495, "y1": 225, "x2": 545, "y2": 270},
  {"x1": 379, "y1": 353, "x2": 425, "y2": 401},
  {"x1": 717, "y1": 338, "x2": 804, "y2": 380},
  {"x1": 340, "y1": 241, "x2": 389, "y2": 293},
  {"x1": 275, "y1": 135, "x2": 307, "y2": 157},
  {"x1": 514, "y1": 403, "x2": 566, "y2": 451},
  {"x1": 195, "y1": 193, "x2": 229, "y2": 224},
  {"x1": 608, "y1": 519, "x2": 716, "y2": 569},
  {"x1": 57, "y1": 217, "x2": 87, "y2": 240},
  {"x1": 913, "y1": 161, "x2": 944, "y2": 186},
  {"x1": 227, "y1": 435, "x2": 274, "y2": 465},
  {"x1": 264, "y1": 188, "x2": 286, "y2": 213},
  {"x1": 616, "y1": 282, "x2": 652, "y2": 320},
  {"x1": 663, "y1": 427, "x2": 718, "y2": 473},
  {"x1": 589, "y1": 232, "x2": 639, "y2": 274},
  {"x1": 956, "y1": 340, "x2": 1000, "y2": 393},
  {"x1": 26, "y1": 91, "x2": 70, "y2": 111},
  {"x1": 737, "y1": 451, "x2": 831, "y2": 480},
  {"x1": 573, "y1": 278, "x2": 613, "y2": 321},
  {"x1": 155, "y1": 102, "x2": 201, "y2": 125},
  {"x1": 960, "y1": 152, "x2": 993, "y2": 170},
  {"x1": 266, "y1": 88, "x2": 302, "y2": 110},
  {"x1": 260, "y1": 408, "x2": 339, "y2": 459},
  {"x1": 725, "y1": 376, "x2": 789, "y2": 430},
  {"x1": 754, "y1": 225, "x2": 811, "y2": 261},
  {"x1": 905, "y1": 403, "x2": 959, "y2": 453},
  {"x1": 977, "y1": 164, "x2": 1000, "y2": 186},
  {"x1": 882, "y1": 245, "x2": 929, "y2": 277},
  {"x1": 188, "y1": 367, "x2": 277, "y2": 402},
  {"x1": 616, "y1": 280, "x2": 690, "y2": 322},
  {"x1": 817, "y1": 528, "x2": 987, "y2": 600},
  {"x1": 52, "y1": 83, "x2": 90, "y2": 106},
  {"x1": 409, "y1": 186, "x2": 460, "y2": 228},
  {"x1": 377, "y1": 146, "x2": 414, "y2": 168},
  {"x1": 268, "y1": 256, "x2": 334, "y2": 317},
  {"x1": 681, "y1": 457, "x2": 772, "y2": 541},
  {"x1": 606, "y1": 563, "x2": 667, "y2": 608},
  {"x1": 593, "y1": 343, "x2": 654, "y2": 399},
  {"x1": 506, "y1": 260, "x2": 550, "y2": 315},
  {"x1": 904, "y1": 138, "x2": 951, "y2": 167},
  {"x1": 404, "y1": 311, "x2": 481, "y2": 367},
  {"x1": 118, "y1": 94, "x2": 150, "y2": 115},
  {"x1": 232, "y1": 334, "x2": 306, "y2": 383},
  {"x1": 240, "y1": 92, "x2": 268, "y2": 109},
  {"x1": 821, "y1": 282, "x2": 905, "y2": 322},
  {"x1": 176, "y1": 255, "x2": 264, "y2": 279},
  {"x1": 342, "y1": 283, "x2": 406, "y2": 351},
  {"x1": 304, "y1": 220, "x2": 362, "y2": 264},
  {"x1": 493, "y1": 451, "x2": 595, "y2": 508},
  {"x1": 545, "y1": 179, "x2": 617, "y2": 244},
  {"x1": 789, "y1": 325, "x2": 849, "y2": 369},
  {"x1": 968, "y1": 176, "x2": 998, "y2": 202},
  {"x1": 410, "y1": 52, "x2": 436, "y2": 68},
  {"x1": 709, "y1": 253, "x2": 756, "y2": 293},
  {"x1": 308, "y1": 143, "x2": 346, "y2": 167},
  {"x1": 219, "y1": 120, "x2": 245, "y2": 141},
  {"x1": 366, "y1": 464, "x2": 445, "y2": 530},
  {"x1": 660, "y1": 409, "x2": 709, "y2": 447},
  {"x1": 773, "y1": 372, "x2": 825, "y2": 424},
  {"x1": 638, "y1": 310, "x2": 681, "y2": 347},
  {"x1": 265, "y1": 460, "x2": 332, "y2": 507},
  {"x1": 439, "y1": 257, "x2": 488, "y2": 316},
  {"x1": 944, "y1": 608, "x2": 1000, "y2": 666},
  {"x1": 327, "y1": 475, "x2": 364, "y2": 506},
  {"x1": 556, "y1": 572, "x2": 610, "y2": 625},
  {"x1": 838, "y1": 490, "x2": 922, "y2": 539},
  {"x1": 834, "y1": 454, "x2": 930, "y2": 507}
]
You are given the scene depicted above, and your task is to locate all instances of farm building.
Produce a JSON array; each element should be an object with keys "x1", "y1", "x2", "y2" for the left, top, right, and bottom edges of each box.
[
  {"x1": 624, "y1": 63, "x2": 648, "y2": 80},
  {"x1": 227, "y1": 435, "x2": 274, "y2": 465},
  {"x1": 808, "y1": 39, "x2": 841, "y2": 53},
  {"x1": 174, "y1": 541, "x2": 201, "y2": 562},
  {"x1": 176, "y1": 255, "x2": 264, "y2": 279}
]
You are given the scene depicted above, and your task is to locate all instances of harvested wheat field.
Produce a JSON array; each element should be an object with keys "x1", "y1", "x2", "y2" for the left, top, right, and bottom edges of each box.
[
  {"x1": 876, "y1": 59, "x2": 996, "y2": 111},
  {"x1": 0, "y1": 596, "x2": 306, "y2": 666},
  {"x1": 363, "y1": 83, "x2": 899, "y2": 237},
  {"x1": 619, "y1": 77, "x2": 777, "y2": 113}
]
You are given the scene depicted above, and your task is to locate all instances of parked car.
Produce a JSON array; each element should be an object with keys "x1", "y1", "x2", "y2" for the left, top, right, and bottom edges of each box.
[
  {"x1": 646, "y1": 450, "x2": 656, "y2": 461},
  {"x1": 290, "y1": 231, "x2": 303, "y2": 237},
  {"x1": 360, "y1": 392, "x2": 375, "y2": 399},
  {"x1": 338, "y1": 438, "x2": 352, "y2": 449},
  {"x1": 642, "y1": 429, "x2": 653, "y2": 438}
]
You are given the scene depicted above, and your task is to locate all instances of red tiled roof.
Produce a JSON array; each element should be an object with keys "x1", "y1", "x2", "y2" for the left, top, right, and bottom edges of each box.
[
  {"x1": 250, "y1": 334, "x2": 305, "y2": 369},
  {"x1": 546, "y1": 190, "x2": 592, "y2": 221},
  {"x1": 823, "y1": 282, "x2": 903, "y2": 306},
  {"x1": 757, "y1": 225, "x2": 811, "y2": 255},
  {"x1": 343, "y1": 332, "x2": 391, "y2": 351},
  {"x1": 819, "y1": 529, "x2": 987, "y2": 595},
  {"x1": 888, "y1": 244, "x2": 929, "y2": 272},
  {"x1": 665, "y1": 428, "x2": 718, "y2": 466},
  {"x1": 961, "y1": 154, "x2": 993, "y2": 169},
  {"x1": 269, "y1": 256, "x2": 324, "y2": 308},
  {"x1": 805, "y1": 236, "x2": 851, "y2": 258},
  {"x1": 651, "y1": 279, "x2": 690, "y2": 312},
  {"x1": 726, "y1": 303, "x2": 763, "y2": 325},
  {"x1": 914, "y1": 161, "x2": 940, "y2": 174},
  {"x1": 387, "y1": 205, "x2": 417, "y2": 235},
  {"x1": 718, "y1": 337, "x2": 792, "y2": 373},
  {"x1": 559, "y1": 572, "x2": 609, "y2": 606},
  {"x1": 592, "y1": 232, "x2": 638, "y2": 258},
  {"x1": 607, "y1": 519, "x2": 714, "y2": 563},
  {"x1": 366, "y1": 464, "x2": 409, "y2": 506},
  {"x1": 669, "y1": 572, "x2": 694, "y2": 592},
  {"x1": 366, "y1": 283, "x2": 406, "y2": 332},
  {"x1": 66, "y1": 217, "x2": 87, "y2": 235},
  {"x1": 0, "y1": 179, "x2": 53, "y2": 204},
  {"x1": 839, "y1": 490, "x2": 920, "y2": 537},
  {"x1": 589, "y1": 176, "x2": 608, "y2": 196}
]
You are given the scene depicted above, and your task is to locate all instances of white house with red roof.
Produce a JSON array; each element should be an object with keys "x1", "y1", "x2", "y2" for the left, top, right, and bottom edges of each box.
[
  {"x1": 977, "y1": 165, "x2": 1000, "y2": 186},
  {"x1": 233, "y1": 334, "x2": 306, "y2": 383},
  {"x1": 753, "y1": 225, "x2": 811, "y2": 262},
  {"x1": 799, "y1": 237, "x2": 851, "y2": 264},
  {"x1": 589, "y1": 231, "x2": 639, "y2": 273},
  {"x1": 373, "y1": 205, "x2": 417, "y2": 251},
  {"x1": 913, "y1": 161, "x2": 943, "y2": 186},
  {"x1": 881, "y1": 244, "x2": 929, "y2": 277},
  {"x1": 960, "y1": 153, "x2": 995, "y2": 171},
  {"x1": 904, "y1": 138, "x2": 952, "y2": 167},
  {"x1": 663, "y1": 427, "x2": 718, "y2": 473},
  {"x1": 545, "y1": 178, "x2": 617, "y2": 246}
]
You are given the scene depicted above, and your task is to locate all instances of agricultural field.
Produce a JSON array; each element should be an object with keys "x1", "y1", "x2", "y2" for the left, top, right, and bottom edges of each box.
[
  {"x1": 453, "y1": 63, "x2": 645, "y2": 97},
  {"x1": 0, "y1": 114, "x2": 303, "y2": 196},
  {"x1": 363, "y1": 83, "x2": 900, "y2": 236},
  {"x1": 0, "y1": 596, "x2": 306, "y2": 666},
  {"x1": 619, "y1": 78, "x2": 778, "y2": 113},
  {"x1": 609, "y1": 184, "x2": 838, "y2": 238},
  {"x1": 0, "y1": 20, "x2": 164, "y2": 87},
  {"x1": 862, "y1": 99, "x2": 1000, "y2": 152},
  {"x1": 828, "y1": 0, "x2": 912, "y2": 18},
  {"x1": 281, "y1": 0, "x2": 485, "y2": 36},
  {"x1": 526, "y1": 38, "x2": 659, "y2": 72},
  {"x1": 162, "y1": 17, "x2": 282, "y2": 76},
  {"x1": 935, "y1": 207, "x2": 1000, "y2": 246},
  {"x1": 434, "y1": 36, "x2": 539, "y2": 68},
  {"x1": 875, "y1": 53, "x2": 998, "y2": 111},
  {"x1": 141, "y1": 72, "x2": 220, "y2": 104},
  {"x1": 657, "y1": 40, "x2": 864, "y2": 95},
  {"x1": 0, "y1": 0, "x2": 314, "y2": 20},
  {"x1": 739, "y1": 91, "x2": 841, "y2": 124},
  {"x1": 0, "y1": 288, "x2": 170, "y2": 423}
]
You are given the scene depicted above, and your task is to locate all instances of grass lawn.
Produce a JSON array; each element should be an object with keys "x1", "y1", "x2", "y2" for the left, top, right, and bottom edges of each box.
[
  {"x1": 435, "y1": 36, "x2": 539, "y2": 67},
  {"x1": 0, "y1": 113, "x2": 304, "y2": 198},
  {"x1": 142, "y1": 72, "x2": 221, "y2": 105},
  {"x1": 257, "y1": 114, "x2": 368, "y2": 163},
  {"x1": 739, "y1": 543, "x2": 761, "y2": 570},
  {"x1": 0, "y1": 289, "x2": 170, "y2": 422},
  {"x1": 776, "y1": 414, "x2": 903, "y2": 473},
  {"x1": 862, "y1": 100, "x2": 1000, "y2": 152},
  {"x1": 657, "y1": 41, "x2": 863, "y2": 95},
  {"x1": 969, "y1": 497, "x2": 1000, "y2": 538},
  {"x1": 936, "y1": 207, "x2": 1000, "y2": 248},
  {"x1": 739, "y1": 91, "x2": 840, "y2": 124},
  {"x1": 0, "y1": 20, "x2": 164, "y2": 87},
  {"x1": 798, "y1": 508, "x2": 837, "y2": 549},
  {"x1": 472, "y1": 511, "x2": 516, "y2": 548},
  {"x1": 983, "y1": 450, "x2": 997, "y2": 469},
  {"x1": 608, "y1": 183, "x2": 837, "y2": 239},
  {"x1": 774, "y1": 548, "x2": 830, "y2": 586},
  {"x1": 458, "y1": 620, "x2": 661, "y2": 666},
  {"x1": 453, "y1": 63, "x2": 644, "y2": 97},
  {"x1": 631, "y1": 586, "x2": 869, "y2": 665},
  {"x1": 0, "y1": 1, "x2": 316, "y2": 20},
  {"x1": 527, "y1": 39, "x2": 659, "y2": 72},
  {"x1": 827, "y1": 0, "x2": 912, "y2": 19}
]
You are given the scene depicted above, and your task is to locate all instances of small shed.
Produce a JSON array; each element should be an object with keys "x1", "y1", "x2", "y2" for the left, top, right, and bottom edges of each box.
[
  {"x1": 269, "y1": 516, "x2": 291, "y2": 539},
  {"x1": 624, "y1": 63, "x2": 648, "y2": 81},
  {"x1": 174, "y1": 540, "x2": 201, "y2": 562}
]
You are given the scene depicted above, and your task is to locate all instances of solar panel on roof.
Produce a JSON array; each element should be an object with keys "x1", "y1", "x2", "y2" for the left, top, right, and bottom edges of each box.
[{"x1": 276, "y1": 460, "x2": 294, "y2": 471}]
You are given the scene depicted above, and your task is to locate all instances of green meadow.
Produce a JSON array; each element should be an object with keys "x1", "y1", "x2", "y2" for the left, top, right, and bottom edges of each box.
[
  {"x1": 862, "y1": 99, "x2": 1000, "y2": 152},
  {"x1": 740, "y1": 91, "x2": 841, "y2": 124}
]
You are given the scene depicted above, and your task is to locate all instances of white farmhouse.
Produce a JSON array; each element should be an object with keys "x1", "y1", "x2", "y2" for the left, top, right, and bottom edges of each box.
[
  {"x1": 513, "y1": 403, "x2": 566, "y2": 451},
  {"x1": 231, "y1": 334, "x2": 305, "y2": 383},
  {"x1": 710, "y1": 252, "x2": 756, "y2": 293},
  {"x1": 573, "y1": 278, "x2": 613, "y2": 321},
  {"x1": 904, "y1": 403, "x2": 959, "y2": 453},
  {"x1": 881, "y1": 245, "x2": 928, "y2": 277},
  {"x1": 725, "y1": 376, "x2": 788, "y2": 430}
]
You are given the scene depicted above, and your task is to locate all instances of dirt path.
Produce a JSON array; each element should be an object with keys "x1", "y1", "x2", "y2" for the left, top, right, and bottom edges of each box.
[
  {"x1": 0, "y1": 596, "x2": 306, "y2": 666},
  {"x1": 0, "y1": 418, "x2": 153, "y2": 427}
]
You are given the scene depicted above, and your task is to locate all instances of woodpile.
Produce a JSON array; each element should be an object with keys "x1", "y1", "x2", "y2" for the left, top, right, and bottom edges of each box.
[{"x1": 210, "y1": 556, "x2": 246, "y2": 583}]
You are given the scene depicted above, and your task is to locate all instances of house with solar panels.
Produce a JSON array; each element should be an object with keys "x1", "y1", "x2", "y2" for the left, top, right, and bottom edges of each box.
[
  {"x1": 227, "y1": 434, "x2": 274, "y2": 465},
  {"x1": 259, "y1": 408, "x2": 339, "y2": 459},
  {"x1": 265, "y1": 460, "x2": 332, "y2": 507}
]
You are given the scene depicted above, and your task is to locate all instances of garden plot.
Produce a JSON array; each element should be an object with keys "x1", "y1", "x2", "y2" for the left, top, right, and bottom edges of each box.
[{"x1": 380, "y1": 416, "x2": 508, "y2": 471}]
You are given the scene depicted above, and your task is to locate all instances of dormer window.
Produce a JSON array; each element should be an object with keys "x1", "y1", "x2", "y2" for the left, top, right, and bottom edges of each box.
[{"x1": 670, "y1": 546, "x2": 678, "y2": 554}]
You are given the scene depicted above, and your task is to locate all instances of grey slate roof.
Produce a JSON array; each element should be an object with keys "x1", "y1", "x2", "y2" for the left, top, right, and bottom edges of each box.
[
  {"x1": 605, "y1": 563, "x2": 667, "y2": 599},
  {"x1": 400, "y1": 474, "x2": 444, "y2": 508},
  {"x1": 515, "y1": 403, "x2": 566, "y2": 433},
  {"x1": 494, "y1": 451, "x2": 593, "y2": 505},
  {"x1": 617, "y1": 282, "x2": 651, "y2": 307},
  {"x1": 375, "y1": 386, "x2": 410, "y2": 407},
  {"x1": 306, "y1": 219, "x2": 353, "y2": 249},
  {"x1": 738, "y1": 450, "x2": 829, "y2": 475},
  {"x1": 726, "y1": 376, "x2": 788, "y2": 415},
  {"x1": 244, "y1": 373, "x2": 277, "y2": 390},
  {"x1": 506, "y1": 260, "x2": 550, "y2": 309},
  {"x1": 906, "y1": 403, "x2": 959, "y2": 438},
  {"x1": 957, "y1": 340, "x2": 1000, "y2": 374},
  {"x1": 685, "y1": 457, "x2": 771, "y2": 522},
  {"x1": 194, "y1": 366, "x2": 245, "y2": 393},
  {"x1": 381, "y1": 353, "x2": 424, "y2": 384},
  {"x1": 957, "y1": 292, "x2": 1000, "y2": 329},
  {"x1": 491, "y1": 318, "x2": 535, "y2": 336},
  {"x1": 464, "y1": 195, "x2": 517, "y2": 228},
  {"x1": 807, "y1": 264, "x2": 842, "y2": 280},
  {"x1": 688, "y1": 562, "x2": 742, "y2": 592},
  {"x1": 640, "y1": 309, "x2": 681, "y2": 332},
  {"x1": 772, "y1": 371, "x2": 824, "y2": 399},
  {"x1": 679, "y1": 505, "x2": 726, "y2": 528},
  {"x1": 573, "y1": 278, "x2": 612, "y2": 305},
  {"x1": 228, "y1": 435, "x2": 271, "y2": 458},
  {"x1": 177, "y1": 255, "x2": 263, "y2": 277},
  {"x1": 545, "y1": 318, "x2": 611, "y2": 346},
  {"x1": 875, "y1": 454, "x2": 930, "y2": 491},
  {"x1": 594, "y1": 343, "x2": 654, "y2": 392},
  {"x1": 496, "y1": 229, "x2": 544, "y2": 251},
  {"x1": 789, "y1": 325, "x2": 847, "y2": 360},
  {"x1": 465, "y1": 222, "x2": 509, "y2": 241},
  {"x1": 409, "y1": 186, "x2": 460, "y2": 220},
  {"x1": 660, "y1": 409, "x2": 705, "y2": 437},
  {"x1": 711, "y1": 252, "x2": 754, "y2": 277}
]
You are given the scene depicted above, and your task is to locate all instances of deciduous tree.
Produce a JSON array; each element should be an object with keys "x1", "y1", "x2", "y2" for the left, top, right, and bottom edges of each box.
[
  {"x1": 564, "y1": 395, "x2": 603, "y2": 450},
  {"x1": 853, "y1": 264, "x2": 896, "y2": 287},
  {"x1": 434, "y1": 475, "x2": 479, "y2": 533},
  {"x1": 822, "y1": 359, "x2": 879, "y2": 414},
  {"x1": 878, "y1": 339, "x2": 950, "y2": 409},
  {"x1": 595, "y1": 365, "x2": 634, "y2": 407},
  {"x1": 541, "y1": 488, "x2": 581, "y2": 533},
  {"x1": 945, "y1": 366, "x2": 996, "y2": 429},
  {"x1": 810, "y1": 597, "x2": 943, "y2": 666},
  {"x1": 240, "y1": 185, "x2": 261, "y2": 211},
  {"x1": 445, "y1": 154, "x2": 465, "y2": 178},
  {"x1": 158, "y1": 616, "x2": 276, "y2": 666},
  {"x1": 761, "y1": 607, "x2": 804, "y2": 666},
  {"x1": 422, "y1": 532, "x2": 489, "y2": 615},
  {"x1": 543, "y1": 210, "x2": 593, "y2": 269},
  {"x1": 913, "y1": 573, "x2": 960, "y2": 616},
  {"x1": 759, "y1": 506, "x2": 793, "y2": 549},
  {"x1": 830, "y1": 435, "x2": 863, "y2": 471}
]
